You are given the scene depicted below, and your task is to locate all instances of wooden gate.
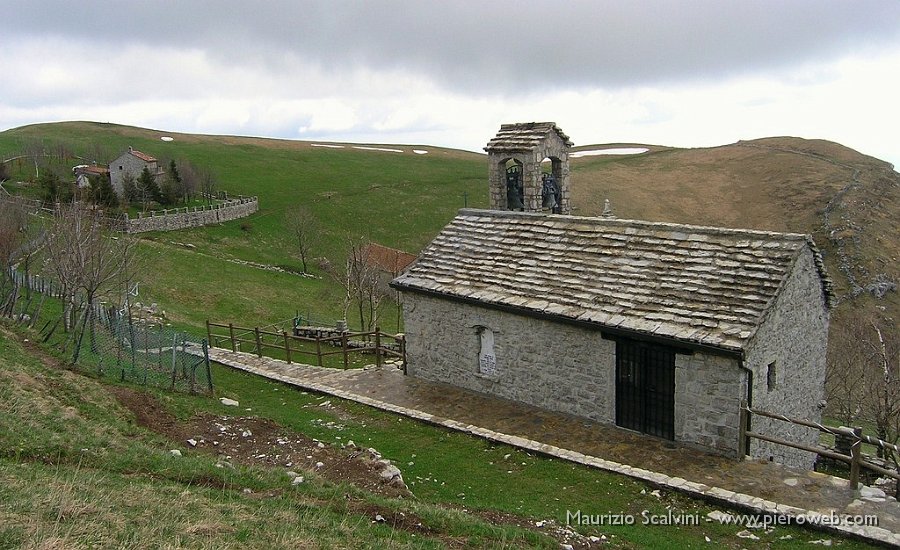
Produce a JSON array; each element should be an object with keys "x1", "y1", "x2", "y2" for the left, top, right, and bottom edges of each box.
[{"x1": 615, "y1": 339, "x2": 676, "y2": 440}]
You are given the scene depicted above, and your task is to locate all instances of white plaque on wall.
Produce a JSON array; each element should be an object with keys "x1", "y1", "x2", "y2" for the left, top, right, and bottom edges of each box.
[{"x1": 478, "y1": 326, "x2": 497, "y2": 377}]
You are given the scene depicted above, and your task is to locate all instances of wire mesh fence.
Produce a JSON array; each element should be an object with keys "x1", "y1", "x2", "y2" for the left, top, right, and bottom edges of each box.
[
  {"x1": 3, "y1": 270, "x2": 213, "y2": 395},
  {"x1": 77, "y1": 307, "x2": 213, "y2": 394}
]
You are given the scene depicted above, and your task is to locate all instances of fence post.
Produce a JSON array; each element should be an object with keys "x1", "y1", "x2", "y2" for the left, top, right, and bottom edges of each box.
[
  {"x1": 254, "y1": 327, "x2": 262, "y2": 358},
  {"x1": 341, "y1": 332, "x2": 348, "y2": 370},
  {"x1": 228, "y1": 323, "x2": 236, "y2": 352},
  {"x1": 283, "y1": 331, "x2": 292, "y2": 364},
  {"x1": 316, "y1": 334, "x2": 323, "y2": 366},
  {"x1": 203, "y1": 339, "x2": 213, "y2": 394},
  {"x1": 140, "y1": 323, "x2": 149, "y2": 384},
  {"x1": 849, "y1": 427, "x2": 862, "y2": 490},
  {"x1": 170, "y1": 331, "x2": 178, "y2": 390},
  {"x1": 206, "y1": 320, "x2": 212, "y2": 348},
  {"x1": 116, "y1": 314, "x2": 124, "y2": 382},
  {"x1": 401, "y1": 334, "x2": 407, "y2": 375},
  {"x1": 739, "y1": 400, "x2": 749, "y2": 457},
  {"x1": 374, "y1": 326, "x2": 382, "y2": 369}
]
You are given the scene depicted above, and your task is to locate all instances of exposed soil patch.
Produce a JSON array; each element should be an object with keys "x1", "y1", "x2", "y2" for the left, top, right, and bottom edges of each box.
[
  {"x1": 110, "y1": 386, "x2": 179, "y2": 438},
  {"x1": 111, "y1": 386, "x2": 410, "y2": 500},
  {"x1": 108, "y1": 386, "x2": 602, "y2": 547}
]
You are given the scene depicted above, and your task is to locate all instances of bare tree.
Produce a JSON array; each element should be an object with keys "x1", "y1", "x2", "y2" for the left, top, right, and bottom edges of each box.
[
  {"x1": 826, "y1": 312, "x2": 900, "y2": 466},
  {"x1": 0, "y1": 200, "x2": 29, "y2": 314},
  {"x1": 321, "y1": 237, "x2": 386, "y2": 331},
  {"x1": 346, "y1": 239, "x2": 385, "y2": 332},
  {"x1": 43, "y1": 204, "x2": 138, "y2": 362},
  {"x1": 177, "y1": 160, "x2": 200, "y2": 201},
  {"x1": 51, "y1": 140, "x2": 73, "y2": 163},
  {"x1": 868, "y1": 321, "x2": 900, "y2": 465},
  {"x1": 88, "y1": 142, "x2": 113, "y2": 167},
  {"x1": 200, "y1": 168, "x2": 218, "y2": 204},
  {"x1": 284, "y1": 207, "x2": 318, "y2": 274},
  {"x1": 22, "y1": 138, "x2": 45, "y2": 179}
]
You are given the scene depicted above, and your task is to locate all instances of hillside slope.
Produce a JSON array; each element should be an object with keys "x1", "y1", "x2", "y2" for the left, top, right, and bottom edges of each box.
[
  {"x1": 0, "y1": 325, "x2": 560, "y2": 548},
  {"x1": 570, "y1": 137, "x2": 899, "y2": 328},
  {"x1": 1, "y1": 123, "x2": 896, "y2": 334}
]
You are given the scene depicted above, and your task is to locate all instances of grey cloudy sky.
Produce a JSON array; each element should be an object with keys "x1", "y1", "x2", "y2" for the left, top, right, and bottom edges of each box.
[{"x1": 3, "y1": 1, "x2": 900, "y2": 166}]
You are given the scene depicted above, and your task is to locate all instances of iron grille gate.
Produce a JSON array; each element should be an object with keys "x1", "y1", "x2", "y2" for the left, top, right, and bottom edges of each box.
[{"x1": 615, "y1": 338, "x2": 676, "y2": 440}]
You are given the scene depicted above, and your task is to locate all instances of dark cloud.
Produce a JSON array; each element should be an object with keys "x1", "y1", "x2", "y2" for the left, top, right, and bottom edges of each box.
[{"x1": 5, "y1": 0, "x2": 900, "y2": 94}]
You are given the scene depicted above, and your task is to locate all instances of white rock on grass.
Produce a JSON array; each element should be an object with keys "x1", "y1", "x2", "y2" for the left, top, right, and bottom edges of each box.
[
  {"x1": 380, "y1": 464, "x2": 403, "y2": 483},
  {"x1": 187, "y1": 439, "x2": 197, "y2": 447},
  {"x1": 736, "y1": 530, "x2": 759, "y2": 540},
  {"x1": 292, "y1": 476, "x2": 305, "y2": 485},
  {"x1": 219, "y1": 398, "x2": 239, "y2": 407},
  {"x1": 169, "y1": 449, "x2": 182, "y2": 457},
  {"x1": 860, "y1": 485, "x2": 886, "y2": 499}
]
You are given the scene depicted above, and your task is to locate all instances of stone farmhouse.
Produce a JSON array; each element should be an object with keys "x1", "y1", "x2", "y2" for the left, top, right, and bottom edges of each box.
[
  {"x1": 392, "y1": 123, "x2": 833, "y2": 468},
  {"x1": 109, "y1": 146, "x2": 164, "y2": 196},
  {"x1": 73, "y1": 163, "x2": 110, "y2": 188},
  {"x1": 361, "y1": 242, "x2": 417, "y2": 296}
]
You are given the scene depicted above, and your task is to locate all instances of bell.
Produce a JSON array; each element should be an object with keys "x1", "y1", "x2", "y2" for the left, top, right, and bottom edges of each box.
[{"x1": 508, "y1": 188, "x2": 524, "y2": 210}]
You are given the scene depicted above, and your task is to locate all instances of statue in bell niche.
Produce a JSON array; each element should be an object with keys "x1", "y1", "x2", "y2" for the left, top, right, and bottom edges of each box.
[
  {"x1": 541, "y1": 173, "x2": 558, "y2": 211},
  {"x1": 506, "y1": 167, "x2": 524, "y2": 210}
]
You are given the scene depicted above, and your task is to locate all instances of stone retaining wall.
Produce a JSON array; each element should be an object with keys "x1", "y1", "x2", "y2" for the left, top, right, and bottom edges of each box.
[{"x1": 123, "y1": 196, "x2": 258, "y2": 233}]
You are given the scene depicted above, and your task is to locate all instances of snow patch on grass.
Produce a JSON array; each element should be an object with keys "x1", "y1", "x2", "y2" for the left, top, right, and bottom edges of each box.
[{"x1": 571, "y1": 147, "x2": 648, "y2": 157}]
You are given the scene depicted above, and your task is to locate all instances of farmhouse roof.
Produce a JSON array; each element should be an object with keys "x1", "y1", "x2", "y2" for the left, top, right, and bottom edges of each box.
[
  {"x1": 363, "y1": 243, "x2": 417, "y2": 274},
  {"x1": 73, "y1": 164, "x2": 109, "y2": 176},
  {"x1": 126, "y1": 146, "x2": 157, "y2": 163},
  {"x1": 484, "y1": 122, "x2": 573, "y2": 154},
  {"x1": 392, "y1": 209, "x2": 833, "y2": 354}
]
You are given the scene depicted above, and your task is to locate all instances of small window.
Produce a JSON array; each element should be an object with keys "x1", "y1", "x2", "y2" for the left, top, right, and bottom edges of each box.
[
  {"x1": 119, "y1": 165, "x2": 123, "y2": 170},
  {"x1": 766, "y1": 361, "x2": 777, "y2": 391}
]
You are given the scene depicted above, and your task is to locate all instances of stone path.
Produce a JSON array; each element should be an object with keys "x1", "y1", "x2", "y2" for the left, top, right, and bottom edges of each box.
[{"x1": 208, "y1": 347, "x2": 900, "y2": 546}]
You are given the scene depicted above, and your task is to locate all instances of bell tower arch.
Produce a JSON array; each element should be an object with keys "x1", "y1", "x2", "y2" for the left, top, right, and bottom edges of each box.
[{"x1": 484, "y1": 122, "x2": 572, "y2": 214}]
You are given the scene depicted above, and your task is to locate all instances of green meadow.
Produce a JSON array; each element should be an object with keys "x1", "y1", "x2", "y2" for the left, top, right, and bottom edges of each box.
[{"x1": 0, "y1": 122, "x2": 885, "y2": 548}]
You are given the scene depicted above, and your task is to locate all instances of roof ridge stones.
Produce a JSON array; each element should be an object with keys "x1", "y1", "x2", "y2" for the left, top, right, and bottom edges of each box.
[
  {"x1": 393, "y1": 209, "x2": 833, "y2": 354},
  {"x1": 484, "y1": 122, "x2": 573, "y2": 154}
]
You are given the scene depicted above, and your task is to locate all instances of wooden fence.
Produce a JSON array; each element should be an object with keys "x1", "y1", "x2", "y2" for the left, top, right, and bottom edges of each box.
[
  {"x1": 740, "y1": 400, "x2": 899, "y2": 498},
  {"x1": 206, "y1": 320, "x2": 406, "y2": 372}
]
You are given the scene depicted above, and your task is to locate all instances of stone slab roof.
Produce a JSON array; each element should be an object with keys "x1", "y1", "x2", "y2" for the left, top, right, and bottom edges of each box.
[
  {"x1": 392, "y1": 209, "x2": 833, "y2": 354},
  {"x1": 484, "y1": 122, "x2": 573, "y2": 154}
]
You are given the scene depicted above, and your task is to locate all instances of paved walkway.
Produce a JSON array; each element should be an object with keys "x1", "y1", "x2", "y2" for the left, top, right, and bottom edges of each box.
[{"x1": 207, "y1": 348, "x2": 900, "y2": 546}]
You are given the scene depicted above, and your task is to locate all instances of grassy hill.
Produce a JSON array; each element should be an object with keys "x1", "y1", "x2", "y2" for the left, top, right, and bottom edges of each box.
[
  {"x1": 569, "y1": 137, "x2": 900, "y2": 352},
  {"x1": 1, "y1": 122, "x2": 896, "y2": 336},
  {"x1": 0, "y1": 122, "x2": 488, "y2": 330},
  {"x1": 0, "y1": 325, "x2": 564, "y2": 548},
  {"x1": 0, "y1": 324, "x2": 878, "y2": 549},
  {"x1": 1, "y1": 122, "x2": 893, "y2": 548}
]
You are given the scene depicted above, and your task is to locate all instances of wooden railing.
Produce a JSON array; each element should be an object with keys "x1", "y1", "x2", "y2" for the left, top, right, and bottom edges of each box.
[
  {"x1": 740, "y1": 400, "x2": 899, "y2": 497},
  {"x1": 206, "y1": 320, "x2": 406, "y2": 372}
]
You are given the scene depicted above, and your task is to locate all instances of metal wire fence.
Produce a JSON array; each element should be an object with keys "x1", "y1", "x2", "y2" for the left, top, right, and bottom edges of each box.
[
  {"x1": 4, "y1": 270, "x2": 213, "y2": 395},
  {"x1": 78, "y1": 308, "x2": 213, "y2": 394}
]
